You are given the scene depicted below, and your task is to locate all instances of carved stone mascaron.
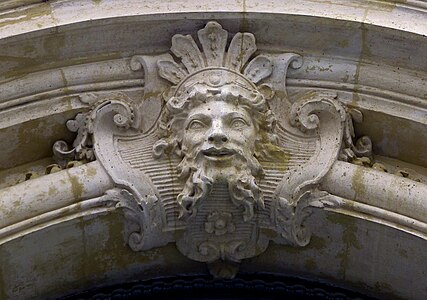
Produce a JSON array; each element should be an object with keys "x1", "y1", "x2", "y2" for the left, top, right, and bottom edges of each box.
[{"x1": 54, "y1": 21, "x2": 371, "y2": 277}]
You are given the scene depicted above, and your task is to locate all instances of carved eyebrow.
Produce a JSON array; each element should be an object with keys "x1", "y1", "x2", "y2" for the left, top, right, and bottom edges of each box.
[
  {"x1": 185, "y1": 113, "x2": 211, "y2": 127},
  {"x1": 223, "y1": 111, "x2": 251, "y2": 121}
]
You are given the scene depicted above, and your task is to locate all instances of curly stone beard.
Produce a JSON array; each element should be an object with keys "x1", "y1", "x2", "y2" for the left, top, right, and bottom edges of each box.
[{"x1": 176, "y1": 145, "x2": 265, "y2": 222}]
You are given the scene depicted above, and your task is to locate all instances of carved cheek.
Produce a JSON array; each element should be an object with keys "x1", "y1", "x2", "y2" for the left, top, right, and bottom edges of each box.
[
  {"x1": 183, "y1": 130, "x2": 204, "y2": 150},
  {"x1": 239, "y1": 127, "x2": 256, "y2": 144},
  {"x1": 229, "y1": 129, "x2": 249, "y2": 146}
]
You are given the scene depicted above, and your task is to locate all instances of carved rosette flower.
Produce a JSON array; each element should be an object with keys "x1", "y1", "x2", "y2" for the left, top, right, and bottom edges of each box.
[{"x1": 205, "y1": 212, "x2": 235, "y2": 236}]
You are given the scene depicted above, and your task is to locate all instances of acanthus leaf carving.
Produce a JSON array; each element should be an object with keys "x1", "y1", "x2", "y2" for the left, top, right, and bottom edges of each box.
[
  {"x1": 53, "y1": 112, "x2": 94, "y2": 168},
  {"x1": 274, "y1": 190, "x2": 343, "y2": 247},
  {"x1": 53, "y1": 93, "x2": 138, "y2": 167},
  {"x1": 97, "y1": 188, "x2": 162, "y2": 252}
]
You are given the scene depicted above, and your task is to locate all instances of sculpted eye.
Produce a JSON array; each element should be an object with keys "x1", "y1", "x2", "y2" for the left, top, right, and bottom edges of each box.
[
  {"x1": 231, "y1": 117, "x2": 249, "y2": 128},
  {"x1": 187, "y1": 120, "x2": 206, "y2": 130}
]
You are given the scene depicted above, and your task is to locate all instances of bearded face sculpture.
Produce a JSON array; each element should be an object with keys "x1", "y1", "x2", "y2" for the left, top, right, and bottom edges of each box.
[
  {"x1": 49, "y1": 19, "x2": 354, "y2": 278},
  {"x1": 155, "y1": 87, "x2": 276, "y2": 220},
  {"x1": 60, "y1": 21, "x2": 349, "y2": 276},
  {"x1": 150, "y1": 22, "x2": 287, "y2": 225},
  {"x1": 179, "y1": 96, "x2": 264, "y2": 219}
]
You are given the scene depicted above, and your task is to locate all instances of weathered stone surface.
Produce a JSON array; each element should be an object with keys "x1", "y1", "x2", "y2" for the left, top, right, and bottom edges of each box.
[{"x1": 0, "y1": 1, "x2": 426, "y2": 299}]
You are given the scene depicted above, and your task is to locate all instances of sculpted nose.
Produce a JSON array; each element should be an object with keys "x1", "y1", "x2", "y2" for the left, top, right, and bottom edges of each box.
[{"x1": 208, "y1": 128, "x2": 228, "y2": 144}]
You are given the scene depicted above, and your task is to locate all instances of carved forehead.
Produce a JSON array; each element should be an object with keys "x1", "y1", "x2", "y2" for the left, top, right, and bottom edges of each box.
[
  {"x1": 167, "y1": 83, "x2": 266, "y2": 115},
  {"x1": 186, "y1": 101, "x2": 254, "y2": 121}
]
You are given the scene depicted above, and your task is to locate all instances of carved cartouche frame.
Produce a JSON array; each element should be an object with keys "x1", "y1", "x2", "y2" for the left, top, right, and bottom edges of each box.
[{"x1": 54, "y1": 21, "x2": 368, "y2": 278}]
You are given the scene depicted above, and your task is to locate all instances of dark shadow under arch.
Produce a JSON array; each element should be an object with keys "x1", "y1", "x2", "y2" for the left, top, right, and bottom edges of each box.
[{"x1": 63, "y1": 274, "x2": 377, "y2": 299}]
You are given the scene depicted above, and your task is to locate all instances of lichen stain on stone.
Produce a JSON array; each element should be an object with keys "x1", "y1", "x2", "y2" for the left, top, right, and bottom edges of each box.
[
  {"x1": 2, "y1": 51, "x2": 122, "y2": 79},
  {"x1": 308, "y1": 235, "x2": 327, "y2": 250},
  {"x1": 341, "y1": 73, "x2": 350, "y2": 83},
  {"x1": 350, "y1": 91, "x2": 361, "y2": 109},
  {"x1": 59, "y1": 69, "x2": 72, "y2": 94},
  {"x1": 0, "y1": 4, "x2": 63, "y2": 79},
  {"x1": 370, "y1": 0, "x2": 407, "y2": 12},
  {"x1": 0, "y1": 111, "x2": 78, "y2": 170},
  {"x1": 351, "y1": 166, "x2": 366, "y2": 199},
  {"x1": 12, "y1": 199, "x2": 22, "y2": 209},
  {"x1": 337, "y1": 39, "x2": 349, "y2": 48},
  {"x1": 398, "y1": 248, "x2": 408, "y2": 258},
  {"x1": 355, "y1": 111, "x2": 427, "y2": 167},
  {"x1": 86, "y1": 166, "x2": 97, "y2": 178},
  {"x1": 43, "y1": 31, "x2": 66, "y2": 58},
  {"x1": 258, "y1": 143, "x2": 291, "y2": 165},
  {"x1": 22, "y1": 43, "x2": 36, "y2": 55},
  {"x1": 304, "y1": 258, "x2": 317, "y2": 271},
  {"x1": 67, "y1": 172, "x2": 84, "y2": 200},
  {"x1": 0, "y1": 3, "x2": 52, "y2": 29},
  {"x1": 0, "y1": 157, "x2": 55, "y2": 189},
  {"x1": 1, "y1": 31, "x2": 66, "y2": 78},
  {"x1": 280, "y1": 236, "x2": 326, "y2": 255},
  {"x1": 353, "y1": 279, "x2": 402, "y2": 300},
  {"x1": 12, "y1": 120, "x2": 60, "y2": 168},
  {"x1": 351, "y1": 14, "x2": 369, "y2": 107},
  {"x1": 71, "y1": 213, "x2": 166, "y2": 281},
  {"x1": 63, "y1": 96, "x2": 76, "y2": 112},
  {"x1": 360, "y1": 23, "x2": 372, "y2": 60},
  {"x1": 327, "y1": 213, "x2": 361, "y2": 279},
  {"x1": 142, "y1": 91, "x2": 162, "y2": 101},
  {"x1": 48, "y1": 186, "x2": 59, "y2": 197},
  {"x1": 104, "y1": 214, "x2": 137, "y2": 268},
  {"x1": 256, "y1": 130, "x2": 291, "y2": 172}
]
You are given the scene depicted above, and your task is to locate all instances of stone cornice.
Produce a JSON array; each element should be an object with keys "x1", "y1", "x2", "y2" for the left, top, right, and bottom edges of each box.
[{"x1": 0, "y1": 0, "x2": 426, "y2": 39}]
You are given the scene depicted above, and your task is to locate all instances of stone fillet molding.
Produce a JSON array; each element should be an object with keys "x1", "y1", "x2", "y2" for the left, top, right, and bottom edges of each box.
[{"x1": 52, "y1": 21, "x2": 373, "y2": 277}]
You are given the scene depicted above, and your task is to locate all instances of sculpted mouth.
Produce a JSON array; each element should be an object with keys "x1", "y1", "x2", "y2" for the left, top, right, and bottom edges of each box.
[{"x1": 202, "y1": 148, "x2": 235, "y2": 160}]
